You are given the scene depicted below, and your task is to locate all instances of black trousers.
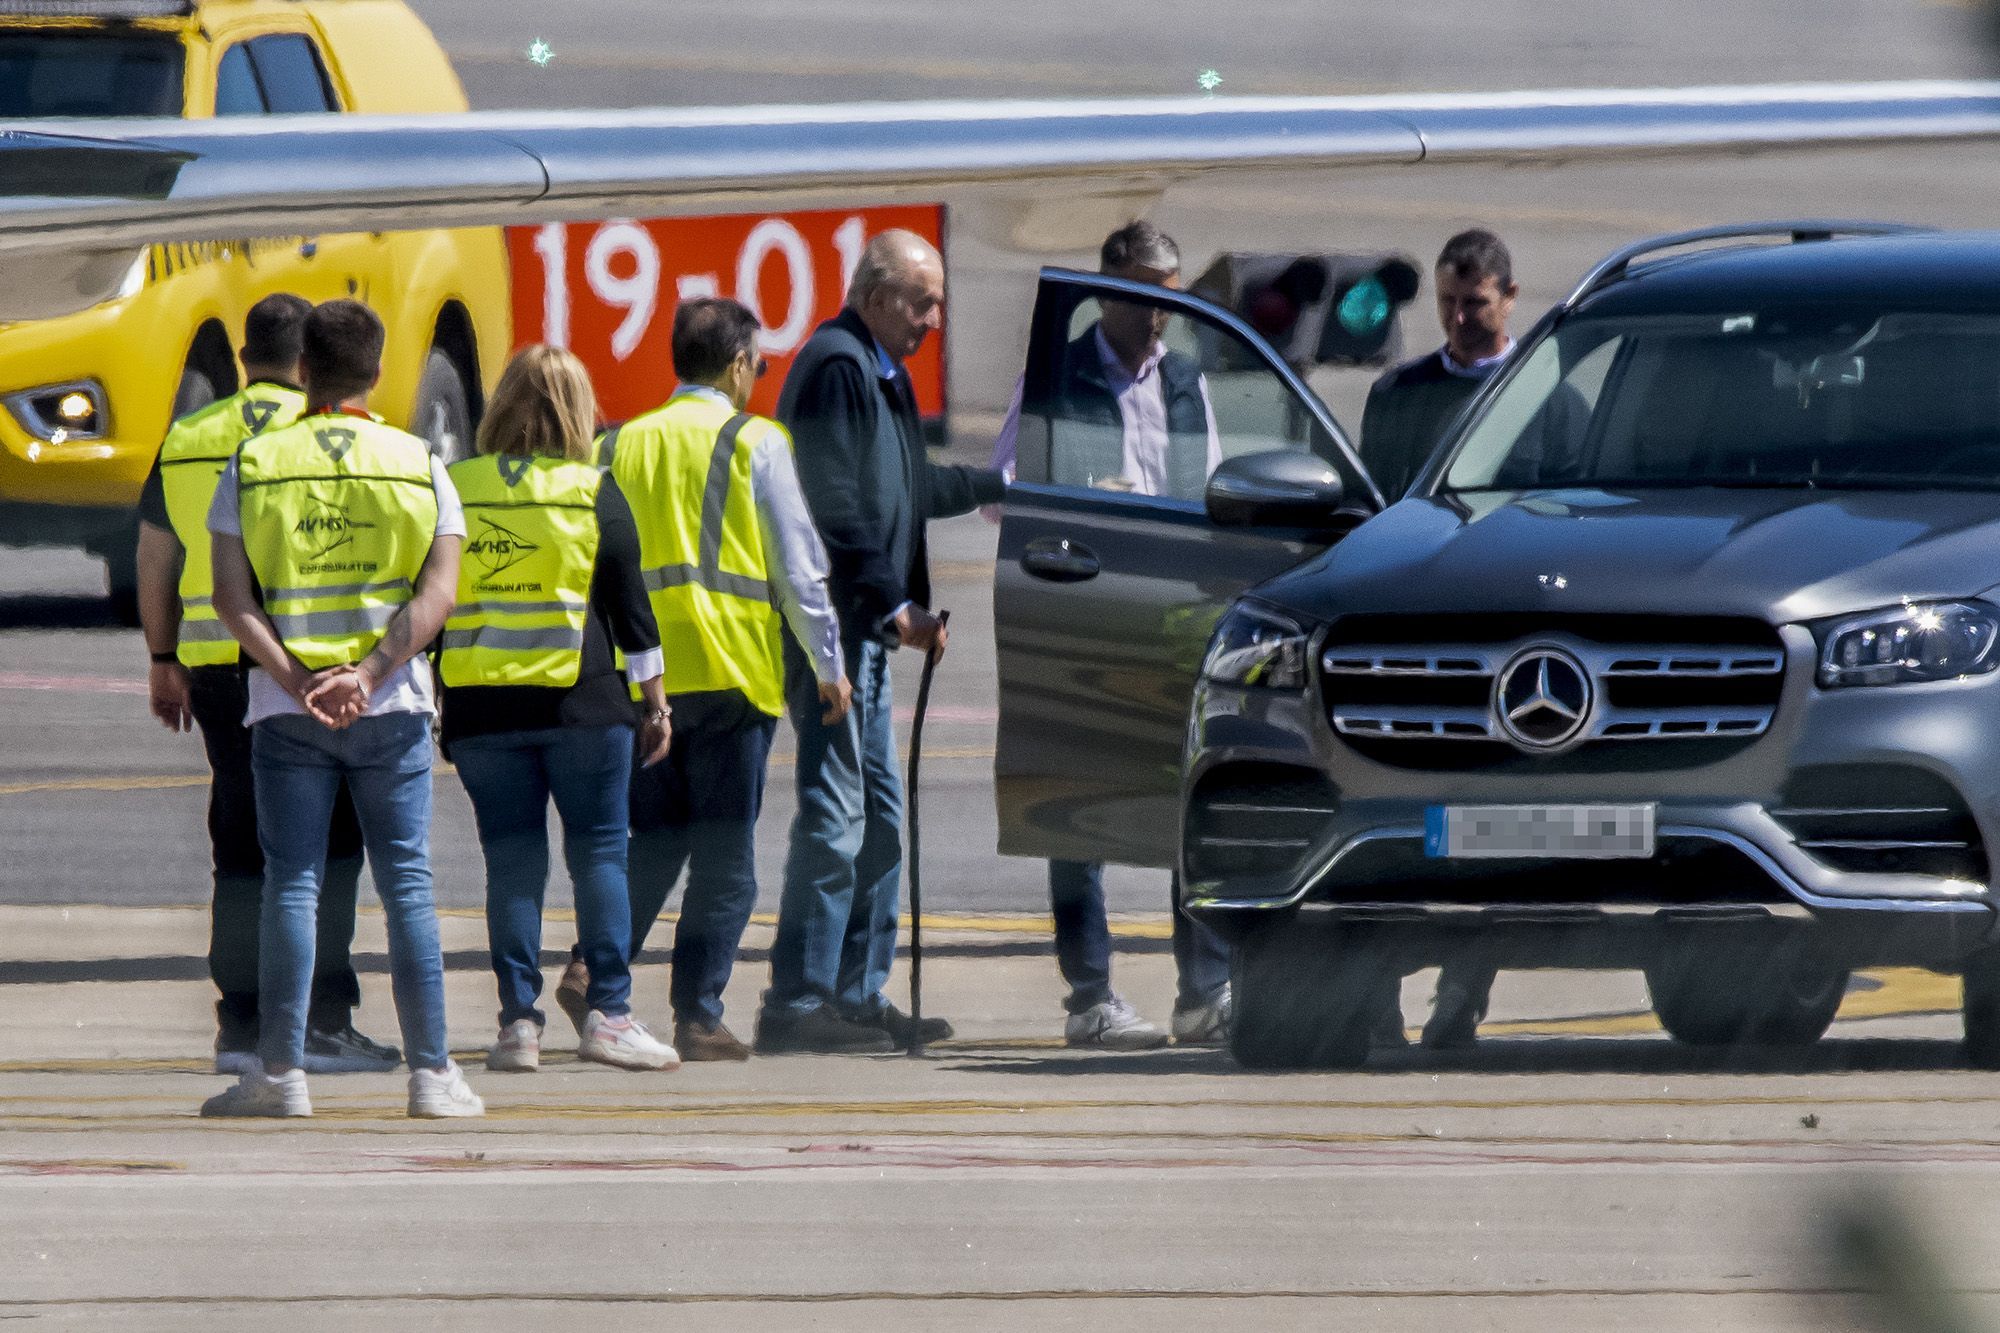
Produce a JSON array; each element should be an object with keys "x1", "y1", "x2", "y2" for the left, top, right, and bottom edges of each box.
[{"x1": 187, "y1": 665, "x2": 363, "y2": 1041}]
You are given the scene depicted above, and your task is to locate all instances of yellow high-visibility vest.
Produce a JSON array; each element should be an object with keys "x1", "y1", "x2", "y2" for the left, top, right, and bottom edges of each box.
[
  {"x1": 605, "y1": 392, "x2": 785, "y2": 717},
  {"x1": 236, "y1": 412, "x2": 438, "y2": 670},
  {"x1": 439, "y1": 453, "x2": 601, "y2": 688},
  {"x1": 158, "y1": 382, "x2": 306, "y2": 666}
]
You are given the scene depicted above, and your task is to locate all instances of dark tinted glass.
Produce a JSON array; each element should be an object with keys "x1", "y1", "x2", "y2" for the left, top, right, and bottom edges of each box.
[
  {"x1": 0, "y1": 33, "x2": 183, "y2": 117},
  {"x1": 213, "y1": 43, "x2": 263, "y2": 115},
  {"x1": 1445, "y1": 309, "x2": 2000, "y2": 492},
  {"x1": 247, "y1": 34, "x2": 335, "y2": 113}
]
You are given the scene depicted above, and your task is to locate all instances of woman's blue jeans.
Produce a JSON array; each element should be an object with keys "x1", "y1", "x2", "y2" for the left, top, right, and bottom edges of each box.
[
  {"x1": 453, "y1": 724, "x2": 635, "y2": 1028},
  {"x1": 251, "y1": 712, "x2": 448, "y2": 1072}
]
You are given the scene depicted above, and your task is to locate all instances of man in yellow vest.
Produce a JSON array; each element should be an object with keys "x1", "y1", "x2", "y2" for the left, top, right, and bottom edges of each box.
[
  {"x1": 136, "y1": 292, "x2": 399, "y2": 1077},
  {"x1": 573, "y1": 297, "x2": 849, "y2": 1060},
  {"x1": 200, "y1": 299, "x2": 481, "y2": 1119}
]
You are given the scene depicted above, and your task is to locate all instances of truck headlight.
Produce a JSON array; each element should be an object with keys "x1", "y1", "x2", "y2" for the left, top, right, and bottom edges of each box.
[
  {"x1": 1202, "y1": 601, "x2": 1310, "y2": 690},
  {"x1": 4, "y1": 380, "x2": 108, "y2": 443},
  {"x1": 1817, "y1": 601, "x2": 2000, "y2": 687}
]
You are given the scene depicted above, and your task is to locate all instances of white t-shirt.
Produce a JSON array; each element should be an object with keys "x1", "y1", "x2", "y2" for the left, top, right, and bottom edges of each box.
[{"x1": 208, "y1": 453, "x2": 465, "y2": 726}]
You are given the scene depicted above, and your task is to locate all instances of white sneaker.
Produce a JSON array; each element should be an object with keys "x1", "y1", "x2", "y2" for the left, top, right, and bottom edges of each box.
[
  {"x1": 579, "y1": 1011, "x2": 680, "y2": 1071},
  {"x1": 201, "y1": 1067, "x2": 310, "y2": 1118},
  {"x1": 1171, "y1": 983, "x2": 1233, "y2": 1047},
  {"x1": 1065, "y1": 995, "x2": 1170, "y2": 1050},
  {"x1": 408, "y1": 1061, "x2": 485, "y2": 1119},
  {"x1": 486, "y1": 1018, "x2": 542, "y2": 1072}
]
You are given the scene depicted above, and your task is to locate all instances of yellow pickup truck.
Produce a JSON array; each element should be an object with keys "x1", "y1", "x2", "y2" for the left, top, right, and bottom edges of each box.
[{"x1": 0, "y1": 0, "x2": 509, "y2": 619}]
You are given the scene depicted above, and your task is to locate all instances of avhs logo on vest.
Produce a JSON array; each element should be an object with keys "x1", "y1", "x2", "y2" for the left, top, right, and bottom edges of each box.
[
  {"x1": 293, "y1": 495, "x2": 376, "y2": 561},
  {"x1": 466, "y1": 517, "x2": 542, "y2": 579}
]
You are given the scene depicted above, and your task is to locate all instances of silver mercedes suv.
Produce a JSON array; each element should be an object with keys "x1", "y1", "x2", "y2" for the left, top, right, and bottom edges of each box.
[{"x1": 1185, "y1": 223, "x2": 2000, "y2": 1067}]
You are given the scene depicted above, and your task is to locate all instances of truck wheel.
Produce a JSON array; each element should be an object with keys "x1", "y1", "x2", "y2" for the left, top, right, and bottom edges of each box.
[
  {"x1": 1228, "y1": 916, "x2": 1389, "y2": 1070},
  {"x1": 103, "y1": 523, "x2": 140, "y2": 626},
  {"x1": 1645, "y1": 933, "x2": 1847, "y2": 1047},
  {"x1": 1962, "y1": 951, "x2": 2000, "y2": 1069},
  {"x1": 173, "y1": 365, "x2": 217, "y2": 420},
  {"x1": 412, "y1": 347, "x2": 472, "y2": 463}
]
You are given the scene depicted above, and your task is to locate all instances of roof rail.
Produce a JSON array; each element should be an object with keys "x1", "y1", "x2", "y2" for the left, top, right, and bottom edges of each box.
[
  {"x1": 1561, "y1": 220, "x2": 1933, "y2": 310},
  {"x1": 0, "y1": 1, "x2": 193, "y2": 15}
]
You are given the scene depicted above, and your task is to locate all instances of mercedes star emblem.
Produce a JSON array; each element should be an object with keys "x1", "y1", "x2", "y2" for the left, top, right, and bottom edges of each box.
[{"x1": 1494, "y1": 646, "x2": 1593, "y2": 751}]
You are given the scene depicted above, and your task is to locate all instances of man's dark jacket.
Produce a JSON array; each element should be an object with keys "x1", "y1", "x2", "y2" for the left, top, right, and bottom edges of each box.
[
  {"x1": 1050, "y1": 325, "x2": 1209, "y2": 498},
  {"x1": 779, "y1": 309, "x2": 1005, "y2": 641},
  {"x1": 1360, "y1": 347, "x2": 1587, "y2": 500}
]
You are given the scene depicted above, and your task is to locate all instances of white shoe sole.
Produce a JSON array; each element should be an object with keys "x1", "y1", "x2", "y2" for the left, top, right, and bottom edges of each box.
[
  {"x1": 578, "y1": 1042, "x2": 680, "y2": 1072},
  {"x1": 486, "y1": 1048, "x2": 539, "y2": 1073},
  {"x1": 408, "y1": 1098, "x2": 485, "y2": 1119},
  {"x1": 1068, "y1": 1030, "x2": 1171, "y2": 1051}
]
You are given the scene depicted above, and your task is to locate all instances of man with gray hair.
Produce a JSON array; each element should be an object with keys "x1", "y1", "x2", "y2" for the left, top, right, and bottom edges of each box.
[
  {"x1": 757, "y1": 229, "x2": 1006, "y2": 1054},
  {"x1": 990, "y1": 219, "x2": 1232, "y2": 1050}
]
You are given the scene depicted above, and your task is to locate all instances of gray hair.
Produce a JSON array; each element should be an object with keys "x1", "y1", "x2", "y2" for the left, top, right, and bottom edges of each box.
[
  {"x1": 847, "y1": 229, "x2": 941, "y2": 310},
  {"x1": 1100, "y1": 220, "x2": 1180, "y2": 275}
]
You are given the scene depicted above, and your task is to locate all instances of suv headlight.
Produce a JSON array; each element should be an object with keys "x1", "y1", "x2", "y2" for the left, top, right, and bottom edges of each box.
[
  {"x1": 4, "y1": 380, "x2": 108, "y2": 443},
  {"x1": 1817, "y1": 601, "x2": 2000, "y2": 688},
  {"x1": 1202, "y1": 601, "x2": 1310, "y2": 690}
]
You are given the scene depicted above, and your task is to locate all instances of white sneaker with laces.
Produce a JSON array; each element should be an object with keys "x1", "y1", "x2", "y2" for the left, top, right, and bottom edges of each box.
[
  {"x1": 408, "y1": 1061, "x2": 485, "y2": 1119},
  {"x1": 486, "y1": 1018, "x2": 542, "y2": 1072},
  {"x1": 579, "y1": 1011, "x2": 680, "y2": 1071},
  {"x1": 201, "y1": 1066, "x2": 311, "y2": 1118},
  {"x1": 1065, "y1": 995, "x2": 1170, "y2": 1050},
  {"x1": 1171, "y1": 983, "x2": 1234, "y2": 1047}
]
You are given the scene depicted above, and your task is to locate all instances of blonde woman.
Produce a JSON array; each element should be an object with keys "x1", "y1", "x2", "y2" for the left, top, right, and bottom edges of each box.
[{"x1": 438, "y1": 346, "x2": 676, "y2": 1072}]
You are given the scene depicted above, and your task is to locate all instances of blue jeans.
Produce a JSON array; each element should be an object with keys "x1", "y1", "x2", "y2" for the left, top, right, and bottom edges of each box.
[
  {"x1": 767, "y1": 636, "x2": 901, "y2": 1017},
  {"x1": 1050, "y1": 860, "x2": 1232, "y2": 1013},
  {"x1": 251, "y1": 712, "x2": 448, "y2": 1072},
  {"x1": 628, "y1": 690, "x2": 777, "y2": 1028},
  {"x1": 453, "y1": 724, "x2": 635, "y2": 1028}
]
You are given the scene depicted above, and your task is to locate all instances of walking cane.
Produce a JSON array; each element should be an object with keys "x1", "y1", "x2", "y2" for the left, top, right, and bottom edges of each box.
[{"x1": 905, "y1": 609, "x2": 950, "y2": 1058}]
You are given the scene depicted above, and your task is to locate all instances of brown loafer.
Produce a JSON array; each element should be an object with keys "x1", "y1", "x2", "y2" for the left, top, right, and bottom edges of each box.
[
  {"x1": 674, "y1": 1020, "x2": 752, "y2": 1062},
  {"x1": 554, "y1": 957, "x2": 591, "y2": 1039}
]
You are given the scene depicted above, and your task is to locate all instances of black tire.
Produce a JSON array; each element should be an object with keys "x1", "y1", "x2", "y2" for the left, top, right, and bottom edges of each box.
[
  {"x1": 411, "y1": 347, "x2": 472, "y2": 463},
  {"x1": 172, "y1": 365, "x2": 217, "y2": 421},
  {"x1": 1645, "y1": 931, "x2": 1847, "y2": 1048},
  {"x1": 1228, "y1": 917, "x2": 1391, "y2": 1070},
  {"x1": 1962, "y1": 950, "x2": 2000, "y2": 1069}
]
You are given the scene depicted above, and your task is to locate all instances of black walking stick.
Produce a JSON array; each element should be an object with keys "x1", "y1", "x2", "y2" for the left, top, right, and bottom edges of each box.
[{"x1": 905, "y1": 608, "x2": 949, "y2": 1058}]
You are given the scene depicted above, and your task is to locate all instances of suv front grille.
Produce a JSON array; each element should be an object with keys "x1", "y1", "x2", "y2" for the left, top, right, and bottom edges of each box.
[
  {"x1": 1321, "y1": 615, "x2": 1784, "y2": 768},
  {"x1": 1773, "y1": 765, "x2": 1988, "y2": 883}
]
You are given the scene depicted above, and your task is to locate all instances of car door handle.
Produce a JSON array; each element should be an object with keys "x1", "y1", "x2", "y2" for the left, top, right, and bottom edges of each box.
[{"x1": 1021, "y1": 538, "x2": 1100, "y2": 583}]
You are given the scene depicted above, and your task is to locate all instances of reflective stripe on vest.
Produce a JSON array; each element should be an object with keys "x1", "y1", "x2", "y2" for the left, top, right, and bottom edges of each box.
[
  {"x1": 236, "y1": 414, "x2": 438, "y2": 671},
  {"x1": 608, "y1": 395, "x2": 785, "y2": 716},
  {"x1": 158, "y1": 383, "x2": 306, "y2": 665},
  {"x1": 439, "y1": 453, "x2": 601, "y2": 689}
]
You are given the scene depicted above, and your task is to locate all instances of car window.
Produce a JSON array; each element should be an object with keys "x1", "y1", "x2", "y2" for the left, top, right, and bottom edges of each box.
[
  {"x1": 1444, "y1": 309, "x2": 2000, "y2": 492},
  {"x1": 0, "y1": 33, "x2": 183, "y2": 117},
  {"x1": 1027, "y1": 295, "x2": 1319, "y2": 503},
  {"x1": 247, "y1": 34, "x2": 337, "y2": 113},
  {"x1": 213, "y1": 44, "x2": 264, "y2": 116}
]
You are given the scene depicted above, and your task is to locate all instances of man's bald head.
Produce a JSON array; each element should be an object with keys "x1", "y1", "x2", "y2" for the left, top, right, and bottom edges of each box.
[{"x1": 847, "y1": 228, "x2": 945, "y2": 361}]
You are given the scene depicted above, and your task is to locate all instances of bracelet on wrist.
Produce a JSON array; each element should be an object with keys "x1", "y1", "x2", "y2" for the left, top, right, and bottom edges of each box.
[
  {"x1": 645, "y1": 707, "x2": 672, "y2": 722},
  {"x1": 149, "y1": 650, "x2": 178, "y2": 665}
]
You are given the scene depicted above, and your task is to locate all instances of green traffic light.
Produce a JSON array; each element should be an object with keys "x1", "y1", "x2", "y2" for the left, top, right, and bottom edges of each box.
[{"x1": 1336, "y1": 274, "x2": 1391, "y2": 337}]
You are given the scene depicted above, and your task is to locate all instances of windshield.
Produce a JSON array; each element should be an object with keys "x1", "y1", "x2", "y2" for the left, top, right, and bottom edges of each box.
[
  {"x1": 1441, "y1": 307, "x2": 2000, "y2": 493},
  {"x1": 0, "y1": 32, "x2": 183, "y2": 117}
]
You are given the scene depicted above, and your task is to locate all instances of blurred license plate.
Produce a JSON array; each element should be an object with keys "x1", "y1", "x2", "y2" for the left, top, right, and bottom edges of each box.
[{"x1": 1425, "y1": 804, "x2": 1656, "y2": 859}]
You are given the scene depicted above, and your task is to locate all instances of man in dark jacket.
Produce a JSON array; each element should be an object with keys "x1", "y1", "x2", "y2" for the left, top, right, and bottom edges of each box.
[{"x1": 757, "y1": 229, "x2": 1006, "y2": 1054}]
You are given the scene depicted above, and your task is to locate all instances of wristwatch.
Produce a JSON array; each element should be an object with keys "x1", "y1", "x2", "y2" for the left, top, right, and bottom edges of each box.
[
  {"x1": 149, "y1": 650, "x2": 178, "y2": 664},
  {"x1": 645, "y1": 707, "x2": 672, "y2": 723}
]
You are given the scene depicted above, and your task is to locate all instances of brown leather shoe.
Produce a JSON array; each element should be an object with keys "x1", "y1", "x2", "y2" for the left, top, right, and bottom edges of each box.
[
  {"x1": 554, "y1": 957, "x2": 591, "y2": 1038},
  {"x1": 674, "y1": 1020, "x2": 752, "y2": 1062}
]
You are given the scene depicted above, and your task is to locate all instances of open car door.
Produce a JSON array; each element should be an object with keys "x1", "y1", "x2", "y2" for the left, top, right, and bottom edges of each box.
[{"x1": 993, "y1": 268, "x2": 1384, "y2": 867}]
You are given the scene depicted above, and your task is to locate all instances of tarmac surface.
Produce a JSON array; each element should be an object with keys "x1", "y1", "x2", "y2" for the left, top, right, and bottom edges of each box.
[{"x1": 11, "y1": 0, "x2": 2000, "y2": 1324}]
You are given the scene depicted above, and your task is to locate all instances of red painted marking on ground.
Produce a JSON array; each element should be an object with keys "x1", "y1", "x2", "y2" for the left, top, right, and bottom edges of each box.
[{"x1": 0, "y1": 671, "x2": 145, "y2": 696}]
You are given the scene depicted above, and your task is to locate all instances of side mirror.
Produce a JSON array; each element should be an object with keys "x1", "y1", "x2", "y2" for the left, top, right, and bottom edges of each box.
[{"x1": 1205, "y1": 450, "x2": 1345, "y2": 529}]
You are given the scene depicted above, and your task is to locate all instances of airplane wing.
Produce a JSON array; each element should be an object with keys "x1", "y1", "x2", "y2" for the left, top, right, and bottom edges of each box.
[{"x1": 2, "y1": 80, "x2": 1999, "y2": 312}]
